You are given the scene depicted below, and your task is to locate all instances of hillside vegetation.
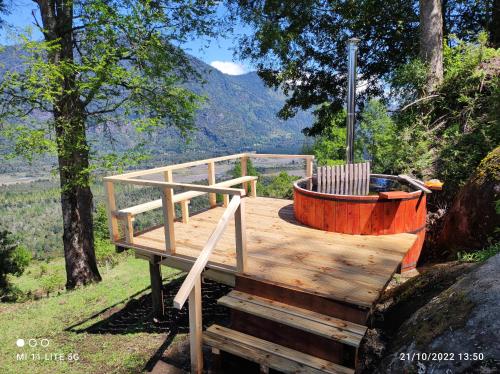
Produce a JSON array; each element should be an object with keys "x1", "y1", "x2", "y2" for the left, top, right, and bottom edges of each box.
[{"x1": 0, "y1": 46, "x2": 312, "y2": 177}]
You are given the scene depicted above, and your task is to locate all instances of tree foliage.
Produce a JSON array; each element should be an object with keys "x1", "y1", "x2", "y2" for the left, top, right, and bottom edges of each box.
[
  {"x1": 0, "y1": 0, "x2": 222, "y2": 288},
  {"x1": 392, "y1": 34, "x2": 500, "y2": 197},
  {"x1": 0, "y1": 230, "x2": 31, "y2": 301},
  {"x1": 230, "y1": 0, "x2": 419, "y2": 136},
  {"x1": 230, "y1": 0, "x2": 499, "y2": 135},
  {"x1": 1, "y1": 0, "x2": 221, "y2": 167}
]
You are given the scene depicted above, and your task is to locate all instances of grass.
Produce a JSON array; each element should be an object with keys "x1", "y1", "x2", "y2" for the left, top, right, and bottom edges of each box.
[
  {"x1": 457, "y1": 242, "x2": 500, "y2": 263},
  {"x1": 0, "y1": 256, "x2": 180, "y2": 374}
]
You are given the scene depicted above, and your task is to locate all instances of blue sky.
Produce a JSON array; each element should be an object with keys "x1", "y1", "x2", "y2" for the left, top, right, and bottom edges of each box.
[{"x1": 0, "y1": 1, "x2": 254, "y2": 75}]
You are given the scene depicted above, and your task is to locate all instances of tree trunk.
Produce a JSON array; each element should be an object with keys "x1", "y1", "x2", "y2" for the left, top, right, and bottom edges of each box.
[
  {"x1": 419, "y1": 0, "x2": 444, "y2": 93},
  {"x1": 38, "y1": 0, "x2": 101, "y2": 288},
  {"x1": 491, "y1": 0, "x2": 500, "y2": 48}
]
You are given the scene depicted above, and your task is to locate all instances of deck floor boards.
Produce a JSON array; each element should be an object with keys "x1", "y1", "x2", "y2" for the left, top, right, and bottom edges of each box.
[{"x1": 118, "y1": 197, "x2": 416, "y2": 308}]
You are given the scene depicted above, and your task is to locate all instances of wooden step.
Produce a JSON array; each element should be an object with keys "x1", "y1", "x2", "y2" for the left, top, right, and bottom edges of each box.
[
  {"x1": 219, "y1": 291, "x2": 367, "y2": 348},
  {"x1": 204, "y1": 325, "x2": 354, "y2": 374},
  {"x1": 235, "y1": 275, "x2": 370, "y2": 325}
]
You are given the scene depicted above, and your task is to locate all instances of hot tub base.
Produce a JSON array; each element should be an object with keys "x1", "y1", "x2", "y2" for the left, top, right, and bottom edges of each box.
[{"x1": 294, "y1": 182, "x2": 426, "y2": 271}]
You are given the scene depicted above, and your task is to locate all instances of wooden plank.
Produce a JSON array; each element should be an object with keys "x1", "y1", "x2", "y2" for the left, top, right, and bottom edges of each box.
[
  {"x1": 235, "y1": 198, "x2": 247, "y2": 273},
  {"x1": 250, "y1": 154, "x2": 315, "y2": 160},
  {"x1": 334, "y1": 165, "x2": 340, "y2": 194},
  {"x1": 379, "y1": 191, "x2": 411, "y2": 199},
  {"x1": 241, "y1": 156, "x2": 248, "y2": 193},
  {"x1": 366, "y1": 162, "x2": 371, "y2": 195},
  {"x1": 204, "y1": 325, "x2": 354, "y2": 374},
  {"x1": 326, "y1": 166, "x2": 331, "y2": 194},
  {"x1": 323, "y1": 199, "x2": 336, "y2": 231},
  {"x1": 306, "y1": 157, "x2": 313, "y2": 178},
  {"x1": 227, "y1": 290, "x2": 368, "y2": 338},
  {"x1": 123, "y1": 213, "x2": 134, "y2": 243},
  {"x1": 317, "y1": 166, "x2": 323, "y2": 193},
  {"x1": 371, "y1": 201, "x2": 385, "y2": 235},
  {"x1": 346, "y1": 202, "x2": 360, "y2": 235},
  {"x1": 162, "y1": 187, "x2": 176, "y2": 254},
  {"x1": 219, "y1": 291, "x2": 367, "y2": 346},
  {"x1": 189, "y1": 276, "x2": 203, "y2": 374},
  {"x1": 349, "y1": 163, "x2": 354, "y2": 195},
  {"x1": 383, "y1": 201, "x2": 397, "y2": 234},
  {"x1": 338, "y1": 165, "x2": 343, "y2": 194},
  {"x1": 181, "y1": 200, "x2": 190, "y2": 224},
  {"x1": 353, "y1": 163, "x2": 359, "y2": 195},
  {"x1": 104, "y1": 181, "x2": 119, "y2": 241},
  {"x1": 105, "y1": 177, "x2": 245, "y2": 196},
  {"x1": 222, "y1": 194, "x2": 229, "y2": 207},
  {"x1": 164, "y1": 169, "x2": 173, "y2": 182},
  {"x1": 208, "y1": 161, "x2": 216, "y2": 207},
  {"x1": 359, "y1": 202, "x2": 374, "y2": 234},
  {"x1": 335, "y1": 200, "x2": 348, "y2": 232},
  {"x1": 250, "y1": 179, "x2": 257, "y2": 197},
  {"x1": 235, "y1": 275, "x2": 369, "y2": 325}
]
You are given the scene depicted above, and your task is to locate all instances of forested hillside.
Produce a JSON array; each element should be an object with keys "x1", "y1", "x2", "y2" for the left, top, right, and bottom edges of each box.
[{"x1": 0, "y1": 46, "x2": 312, "y2": 176}]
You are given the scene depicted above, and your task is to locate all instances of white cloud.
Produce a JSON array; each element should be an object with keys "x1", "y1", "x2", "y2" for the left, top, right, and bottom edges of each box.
[{"x1": 210, "y1": 61, "x2": 248, "y2": 75}]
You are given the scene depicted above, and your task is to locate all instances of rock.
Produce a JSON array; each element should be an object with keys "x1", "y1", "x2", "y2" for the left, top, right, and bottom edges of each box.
[
  {"x1": 437, "y1": 146, "x2": 500, "y2": 255},
  {"x1": 372, "y1": 254, "x2": 500, "y2": 373}
]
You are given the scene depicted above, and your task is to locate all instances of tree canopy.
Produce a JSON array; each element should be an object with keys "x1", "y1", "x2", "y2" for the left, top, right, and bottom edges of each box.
[
  {"x1": 230, "y1": 0, "x2": 499, "y2": 135},
  {"x1": 0, "y1": 0, "x2": 222, "y2": 288}
]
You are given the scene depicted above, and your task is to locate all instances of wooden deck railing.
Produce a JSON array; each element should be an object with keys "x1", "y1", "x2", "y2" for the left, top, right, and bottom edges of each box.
[
  {"x1": 103, "y1": 152, "x2": 313, "y2": 250},
  {"x1": 102, "y1": 152, "x2": 314, "y2": 374}
]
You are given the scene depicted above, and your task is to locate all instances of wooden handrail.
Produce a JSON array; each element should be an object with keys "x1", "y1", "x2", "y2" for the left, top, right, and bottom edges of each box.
[
  {"x1": 105, "y1": 153, "x2": 247, "y2": 179},
  {"x1": 103, "y1": 177, "x2": 246, "y2": 196},
  {"x1": 105, "y1": 152, "x2": 315, "y2": 180},
  {"x1": 248, "y1": 153, "x2": 314, "y2": 159},
  {"x1": 173, "y1": 195, "x2": 242, "y2": 310},
  {"x1": 114, "y1": 176, "x2": 258, "y2": 217}
]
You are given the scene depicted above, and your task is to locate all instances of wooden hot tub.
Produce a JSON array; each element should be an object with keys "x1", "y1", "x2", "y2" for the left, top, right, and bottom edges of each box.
[{"x1": 293, "y1": 177, "x2": 426, "y2": 271}]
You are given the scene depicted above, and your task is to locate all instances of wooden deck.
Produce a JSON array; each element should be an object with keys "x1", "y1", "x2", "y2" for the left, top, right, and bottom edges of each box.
[{"x1": 117, "y1": 196, "x2": 416, "y2": 309}]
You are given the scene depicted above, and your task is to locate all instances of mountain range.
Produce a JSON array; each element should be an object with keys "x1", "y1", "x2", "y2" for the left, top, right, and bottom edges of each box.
[{"x1": 0, "y1": 46, "x2": 313, "y2": 174}]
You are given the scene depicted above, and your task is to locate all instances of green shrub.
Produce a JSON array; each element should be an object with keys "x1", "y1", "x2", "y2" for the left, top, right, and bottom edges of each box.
[
  {"x1": 95, "y1": 238, "x2": 120, "y2": 268},
  {"x1": 94, "y1": 203, "x2": 110, "y2": 241},
  {"x1": 458, "y1": 242, "x2": 500, "y2": 262},
  {"x1": 261, "y1": 172, "x2": 300, "y2": 199},
  {"x1": 0, "y1": 230, "x2": 32, "y2": 301},
  {"x1": 40, "y1": 273, "x2": 65, "y2": 296}
]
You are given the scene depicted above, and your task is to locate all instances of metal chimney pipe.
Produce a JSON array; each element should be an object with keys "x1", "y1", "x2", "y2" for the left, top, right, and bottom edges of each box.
[{"x1": 345, "y1": 38, "x2": 359, "y2": 164}]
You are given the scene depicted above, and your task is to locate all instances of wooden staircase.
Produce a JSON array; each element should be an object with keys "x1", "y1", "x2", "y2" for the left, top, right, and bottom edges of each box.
[{"x1": 202, "y1": 289, "x2": 367, "y2": 373}]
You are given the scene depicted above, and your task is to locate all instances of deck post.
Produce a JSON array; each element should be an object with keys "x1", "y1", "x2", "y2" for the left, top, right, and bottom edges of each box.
[
  {"x1": 161, "y1": 186, "x2": 176, "y2": 254},
  {"x1": 104, "y1": 181, "x2": 119, "y2": 241},
  {"x1": 163, "y1": 169, "x2": 173, "y2": 183},
  {"x1": 222, "y1": 194, "x2": 229, "y2": 207},
  {"x1": 208, "y1": 161, "x2": 217, "y2": 208},
  {"x1": 250, "y1": 179, "x2": 257, "y2": 197},
  {"x1": 123, "y1": 212, "x2": 134, "y2": 243},
  {"x1": 235, "y1": 197, "x2": 247, "y2": 273},
  {"x1": 149, "y1": 255, "x2": 164, "y2": 320},
  {"x1": 189, "y1": 275, "x2": 203, "y2": 374},
  {"x1": 240, "y1": 156, "x2": 249, "y2": 193},
  {"x1": 306, "y1": 157, "x2": 313, "y2": 190},
  {"x1": 181, "y1": 200, "x2": 190, "y2": 224}
]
